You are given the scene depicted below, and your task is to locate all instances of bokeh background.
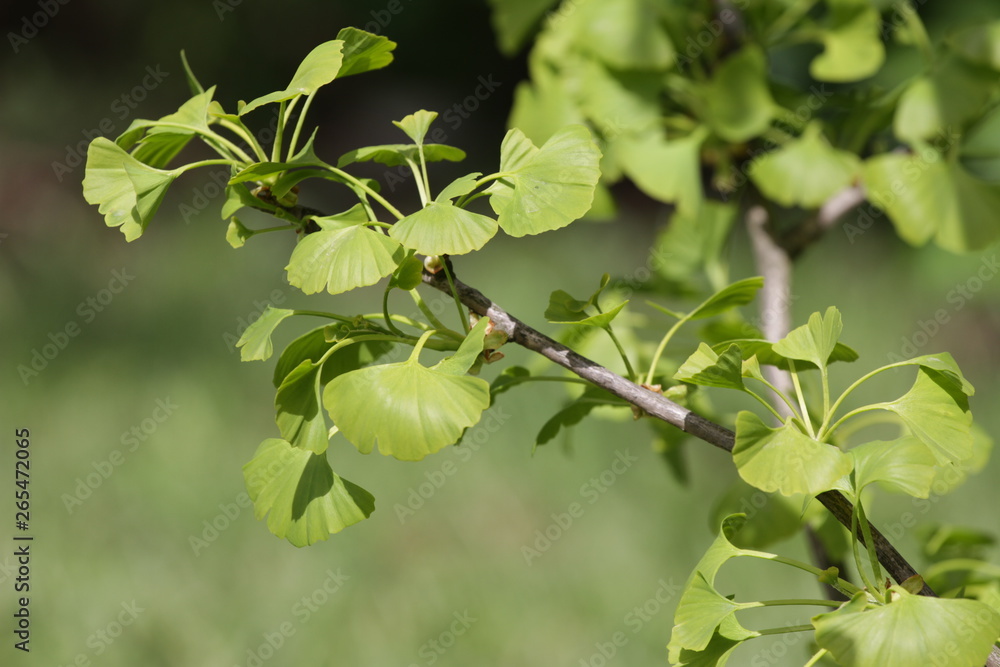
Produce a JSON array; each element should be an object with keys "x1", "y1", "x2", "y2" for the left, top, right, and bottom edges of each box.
[{"x1": 1, "y1": 1, "x2": 999, "y2": 665}]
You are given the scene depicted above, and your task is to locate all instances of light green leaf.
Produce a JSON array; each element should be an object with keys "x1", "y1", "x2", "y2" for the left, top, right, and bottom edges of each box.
[
  {"x1": 535, "y1": 387, "x2": 620, "y2": 447},
  {"x1": 436, "y1": 173, "x2": 482, "y2": 203},
  {"x1": 810, "y1": 6, "x2": 886, "y2": 82},
  {"x1": 893, "y1": 56, "x2": 997, "y2": 144},
  {"x1": 773, "y1": 306, "x2": 843, "y2": 371},
  {"x1": 749, "y1": 124, "x2": 860, "y2": 209},
  {"x1": 670, "y1": 572, "x2": 748, "y2": 653},
  {"x1": 703, "y1": 45, "x2": 775, "y2": 142},
  {"x1": 241, "y1": 41, "x2": 346, "y2": 115},
  {"x1": 577, "y1": 58, "x2": 663, "y2": 138},
  {"x1": 733, "y1": 411, "x2": 853, "y2": 497},
  {"x1": 324, "y1": 343, "x2": 490, "y2": 461},
  {"x1": 675, "y1": 344, "x2": 745, "y2": 391},
  {"x1": 487, "y1": 125, "x2": 602, "y2": 237},
  {"x1": 813, "y1": 586, "x2": 1000, "y2": 667},
  {"x1": 651, "y1": 201, "x2": 736, "y2": 289},
  {"x1": 392, "y1": 109, "x2": 438, "y2": 145},
  {"x1": 275, "y1": 361, "x2": 328, "y2": 454},
  {"x1": 863, "y1": 150, "x2": 1000, "y2": 251},
  {"x1": 335, "y1": 27, "x2": 396, "y2": 78},
  {"x1": 243, "y1": 438, "x2": 374, "y2": 547},
  {"x1": 572, "y1": 0, "x2": 674, "y2": 70},
  {"x1": 688, "y1": 277, "x2": 764, "y2": 321},
  {"x1": 710, "y1": 479, "x2": 803, "y2": 550},
  {"x1": 879, "y1": 368, "x2": 973, "y2": 465},
  {"x1": 389, "y1": 202, "x2": 498, "y2": 255},
  {"x1": 876, "y1": 352, "x2": 974, "y2": 397},
  {"x1": 667, "y1": 616, "x2": 749, "y2": 667},
  {"x1": 713, "y1": 339, "x2": 858, "y2": 370},
  {"x1": 692, "y1": 514, "x2": 755, "y2": 584},
  {"x1": 390, "y1": 255, "x2": 424, "y2": 291},
  {"x1": 433, "y1": 317, "x2": 491, "y2": 376},
  {"x1": 961, "y1": 105, "x2": 1000, "y2": 183},
  {"x1": 849, "y1": 437, "x2": 937, "y2": 498},
  {"x1": 235, "y1": 305, "x2": 295, "y2": 361},
  {"x1": 82, "y1": 138, "x2": 179, "y2": 241},
  {"x1": 487, "y1": 0, "x2": 561, "y2": 55},
  {"x1": 226, "y1": 217, "x2": 253, "y2": 248},
  {"x1": 336, "y1": 143, "x2": 466, "y2": 168},
  {"x1": 285, "y1": 224, "x2": 403, "y2": 295},
  {"x1": 116, "y1": 87, "x2": 217, "y2": 167},
  {"x1": 619, "y1": 127, "x2": 707, "y2": 217}
]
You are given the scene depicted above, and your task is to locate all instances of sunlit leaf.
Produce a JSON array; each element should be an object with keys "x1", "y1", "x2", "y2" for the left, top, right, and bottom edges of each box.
[
  {"x1": 670, "y1": 573, "x2": 748, "y2": 652},
  {"x1": 675, "y1": 344, "x2": 745, "y2": 391},
  {"x1": 733, "y1": 411, "x2": 853, "y2": 497},
  {"x1": 879, "y1": 368, "x2": 973, "y2": 465},
  {"x1": 389, "y1": 202, "x2": 498, "y2": 255},
  {"x1": 619, "y1": 128, "x2": 707, "y2": 217},
  {"x1": 773, "y1": 306, "x2": 843, "y2": 372},
  {"x1": 241, "y1": 41, "x2": 346, "y2": 115},
  {"x1": 235, "y1": 305, "x2": 295, "y2": 361},
  {"x1": 810, "y1": 6, "x2": 885, "y2": 82},
  {"x1": 285, "y1": 224, "x2": 404, "y2": 295},
  {"x1": 688, "y1": 277, "x2": 764, "y2": 321},
  {"x1": 487, "y1": 125, "x2": 601, "y2": 237},
  {"x1": 713, "y1": 339, "x2": 858, "y2": 370},
  {"x1": 702, "y1": 45, "x2": 775, "y2": 142},
  {"x1": 849, "y1": 437, "x2": 937, "y2": 498},
  {"x1": 243, "y1": 438, "x2": 374, "y2": 546},
  {"x1": 336, "y1": 143, "x2": 466, "y2": 168},
  {"x1": 336, "y1": 27, "x2": 396, "y2": 78}
]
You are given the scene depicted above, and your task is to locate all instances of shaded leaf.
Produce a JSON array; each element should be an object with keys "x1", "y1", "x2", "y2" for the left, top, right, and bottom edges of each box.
[
  {"x1": 675, "y1": 343, "x2": 745, "y2": 391},
  {"x1": 713, "y1": 339, "x2": 858, "y2": 370},
  {"x1": 274, "y1": 360, "x2": 328, "y2": 454},
  {"x1": 619, "y1": 128, "x2": 707, "y2": 217},
  {"x1": 703, "y1": 45, "x2": 775, "y2": 142}
]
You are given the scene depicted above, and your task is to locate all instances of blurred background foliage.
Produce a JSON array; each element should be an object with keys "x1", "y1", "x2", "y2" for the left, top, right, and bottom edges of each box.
[{"x1": 1, "y1": 1, "x2": 999, "y2": 665}]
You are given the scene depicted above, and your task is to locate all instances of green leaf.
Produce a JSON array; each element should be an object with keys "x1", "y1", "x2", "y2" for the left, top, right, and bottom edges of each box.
[
  {"x1": 572, "y1": 0, "x2": 674, "y2": 70},
  {"x1": 670, "y1": 573, "x2": 747, "y2": 653},
  {"x1": 577, "y1": 58, "x2": 663, "y2": 138},
  {"x1": 433, "y1": 317, "x2": 491, "y2": 376},
  {"x1": 876, "y1": 352, "x2": 974, "y2": 397},
  {"x1": 272, "y1": 326, "x2": 392, "y2": 388},
  {"x1": 813, "y1": 587, "x2": 1000, "y2": 667},
  {"x1": 390, "y1": 255, "x2": 424, "y2": 291},
  {"x1": 772, "y1": 306, "x2": 843, "y2": 372},
  {"x1": 619, "y1": 128, "x2": 707, "y2": 217},
  {"x1": 692, "y1": 514, "x2": 755, "y2": 584},
  {"x1": 436, "y1": 173, "x2": 482, "y2": 203},
  {"x1": 241, "y1": 41, "x2": 346, "y2": 115},
  {"x1": 179, "y1": 50, "x2": 205, "y2": 95},
  {"x1": 960, "y1": 105, "x2": 1000, "y2": 183},
  {"x1": 810, "y1": 6, "x2": 886, "y2": 82},
  {"x1": 336, "y1": 143, "x2": 466, "y2": 168},
  {"x1": 710, "y1": 479, "x2": 802, "y2": 550},
  {"x1": 275, "y1": 360, "x2": 328, "y2": 454},
  {"x1": 713, "y1": 339, "x2": 858, "y2": 370},
  {"x1": 116, "y1": 87, "x2": 217, "y2": 167},
  {"x1": 675, "y1": 343, "x2": 745, "y2": 391},
  {"x1": 487, "y1": 125, "x2": 602, "y2": 237},
  {"x1": 392, "y1": 109, "x2": 437, "y2": 145},
  {"x1": 862, "y1": 150, "x2": 1000, "y2": 251},
  {"x1": 335, "y1": 27, "x2": 396, "y2": 78},
  {"x1": 951, "y1": 21, "x2": 1000, "y2": 70},
  {"x1": 235, "y1": 305, "x2": 295, "y2": 361},
  {"x1": 226, "y1": 217, "x2": 253, "y2": 248},
  {"x1": 544, "y1": 290, "x2": 592, "y2": 322},
  {"x1": 667, "y1": 617, "x2": 748, "y2": 667},
  {"x1": 879, "y1": 368, "x2": 973, "y2": 465},
  {"x1": 285, "y1": 224, "x2": 403, "y2": 295},
  {"x1": 733, "y1": 411, "x2": 853, "y2": 497},
  {"x1": 688, "y1": 277, "x2": 764, "y2": 321},
  {"x1": 487, "y1": 0, "x2": 561, "y2": 55},
  {"x1": 749, "y1": 124, "x2": 860, "y2": 209},
  {"x1": 702, "y1": 45, "x2": 775, "y2": 142},
  {"x1": 535, "y1": 387, "x2": 621, "y2": 447},
  {"x1": 323, "y1": 335, "x2": 491, "y2": 461},
  {"x1": 849, "y1": 437, "x2": 937, "y2": 498},
  {"x1": 651, "y1": 201, "x2": 736, "y2": 289},
  {"x1": 82, "y1": 138, "x2": 179, "y2": 241},
  {"x1": 389, "y1": 202, "x2": 498, "y2": 255},
  {"x1": 243, "y1": 438, "x2": 374, "y2": 546}
]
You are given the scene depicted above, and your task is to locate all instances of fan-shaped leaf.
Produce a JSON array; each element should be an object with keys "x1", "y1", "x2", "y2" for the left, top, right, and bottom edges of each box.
[
  {"x1": 235, "y1": 306, "x2": 295, "y2": 361},
  {"x1": 389, "y1": 202, "x2": 498, "y2": 255},
  {"x1": 285, "y1": 224, "x2": 403, "y2": 295}
]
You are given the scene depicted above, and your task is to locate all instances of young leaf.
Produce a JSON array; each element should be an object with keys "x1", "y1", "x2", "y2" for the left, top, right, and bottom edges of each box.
[
  {"x1": 336, "y1": 143, "x2": 465, "y2": 168},
  {"x1": 241, "y1": 41, "x2": 346, "y2": 115},
  {"x1": 487, "y1": 125, "x2": 601, "y2": 237},
  {"x1": 82, "y1": 138, "x2": 180, "y2": 241},
  {"x1": 619, "y1": 127, "x2": 707, "y2": 217},
  {"x1": 749, "y1": 124, "x2": 860, "y2": 209},
  {"x1": 235, "y1": 306, "x2": 295, "y2": 361},
  {"x1": 392, "y1": 109, "x2": 438, "y2": 145},
  {"x1": 535, "y1": 387, "x2": 621, "y2": 447},
  {"x1": 772, "y1": 306, "x2": 843, "y2": 372},
  {"x1": 389, "y1": 255, "x2": 424, "y2": 290},
  {"x1": 813, "y1": 586, "x2": 1000, "y2": 667},
  {"x1": 116, "y1": 87, "x2": 217, "y2": 167},
  {"x1": 274, "y1": 360, "x2": 328, "y2": 454},
  {"x1": 713, "y1": 339, "x2": 858, "y2": 370},
  {"x1": 849, "y1": 437, "x2": 937, "y2": 499},
  {"x1": 335, "y1": 27, "x2": 396, "y2": 78},
  {"x1": 879, "y1": 368, "x2": 973, "y2": 465},
  {"x1": 437, "y1": 173, "x2": 482, "y2": 203},
  {"x1": 544, "y1": 290, "x2": 592, "y2": 322},
  {"x1": 669, "y1": 572, "x2": 751, "y2": 653},
  {"x1": 226, "y1": 217, "x2": 253, "y2": 248},
  {"x1": 272, "y1": 326, "x2": 392, "y2": 388},
  {"x1": 389, "y1": 202, "x2": 498, "y2": 255},
  {"x1": 810, "y1": 5, "x2": 885, "y2": 82},
  {"x1": 666, "y1": 616, "x2": 749, "y2": 667},
  {"x1": 323, "y1": 327, "x2": 491, "y2": 461},
  {"x1": 674, "y1": 343, "x2": 745, "y2": 391},
  {"x1": 733, "y1": 411, "x2": 853, "y2": 497},
  {"x1": 285, "y1": 224, "x2": 404, "y2": 295},
  {"x1": 687, "y1": 277, "x2": 764, "y2": 321},
  {"x1": 692, "y1": 514, "x2": 755, "y2": 584},
  {"x1": 243, "y1": 438, "x2": 375, "y2": 547},
  {"x1": 433, "y1": 317, "x2": 491, "y2": 376}
]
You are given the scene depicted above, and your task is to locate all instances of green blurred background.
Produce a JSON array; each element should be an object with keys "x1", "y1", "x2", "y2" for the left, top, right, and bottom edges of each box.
[{"x1": 1, "y1": 1, "x2": 999, "y2": 665}]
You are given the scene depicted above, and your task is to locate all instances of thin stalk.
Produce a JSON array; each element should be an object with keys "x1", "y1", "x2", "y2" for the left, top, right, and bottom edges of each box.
[
  {"x1": 745, "y1": 387, "x2": 792, "y2": 423},
  {"x1": 405, "y1": 156, "x2": 429, "y2": 207},
  {"x1": 742, "y1": 550, "x2": 865, "y2": 599},
  {"x1": 851, "y1": 501, "x2": 882, "y2": 596},
  {"x1": 272, "y1": 100, "x2": 286, "y2": 162},
  {"x1": 440, "y1": 261, "x2": 469, "y2": 334},
  {"x1": 755, "y1": 624, "x2": 816, "y2": 636},
  {"x1": 856, "y1": 499, "x2": 885, "y2": 592},
  {"x1": 820, "y1": 366, "x2": 831, "y2": 426},
  {"x1": 323, "y1": 165, "x2": 404, "y2": 220},
  {"x1": 382, "y1": 285, "x2": 408, "y2": 337},
  {"x1": 767, "y1": 0, "x2": 819, "y2": 44},
  {"x1": 644, "y1": 317, "x2": 688, "y2": 386},
  {"x1": 788, "y1": 362, "x2": 815, "y2": 438},
  {"x1": 746, "y1": 598, "x2": 843, "y2": 609},
  {"x1": 747, "y1": 375, "x2": 803, "y2": 422},
  {"x1": 804, "y1": 648, "x2": 830, "y2": 667},
  {"x1": 417, "y1": 143, "x2": 432, "y2": 203},
  {"x1": 176, "y1": 158, "x2": 240, "y2": 174},
  {"x1": 821, "y1": 365, "x2": 896, "y2": 436},
  {"x1": 287, "y1": 93, "x2": 315, "y2": 160},
  {"x1": 152, "y1": 122, "x2": 256, "y2": 164},
  {"x1": 822, "y1": 404, "x2": 886, "y2": 443},
  {"x1": 408, "y1": 290, "x2": 455, "y2": 337},
  {"x1": 216, "y1": 118, "x2": 268, "y2": 162}
]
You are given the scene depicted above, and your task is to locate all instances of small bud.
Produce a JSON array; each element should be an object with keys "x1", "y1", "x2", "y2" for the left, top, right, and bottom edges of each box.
[{"x1": 423, "y1": 255, "x2": 444, "y2": 274}]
